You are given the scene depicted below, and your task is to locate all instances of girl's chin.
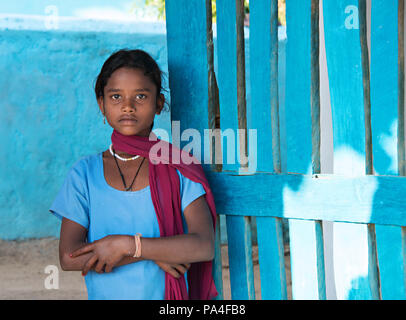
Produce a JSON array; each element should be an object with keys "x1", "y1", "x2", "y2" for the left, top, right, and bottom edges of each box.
[{"x1": 115, "y1": 127, "x2": 151, "y2": 137}]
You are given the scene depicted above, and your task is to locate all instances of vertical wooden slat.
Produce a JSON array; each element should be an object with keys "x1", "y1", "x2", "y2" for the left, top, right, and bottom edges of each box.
[
  {"x1": 256, "y1": 214, "x2": 287, "y2": 299},
  {"x1": 285, "y1": 0, "x2": 326, "y2": 300},
  {"x1": 270, "y1": 0, "x2": 282, "y2": 174},
  {"x1": 217, "y1": 0, "x2": 255, "y2": 300},
  {"x1": 217, "y1": 0, "x2": 238, "y2": 172},
  {"x1": 226, "y1": 215, "x2": 255, "y2": 299},
  {"x1": 165, "y1": 0, "x2": 222, "y2": 299},
  {"x1": 205, "y1": 0, "x2": 224, "y2": 300},
  {"x1": 289, "y1": 219, "x2": 326, "y2": 299},
  {"x1": 311, "y1": 0, "x2": 321, "y2": 175},
  {"x1": 323, "y1": 0, "x2": 380, "y2": 299},
  {"x1": 359, "y1": 0, "x2": 373, "y2": 175},
  {"x1": 371, "y1": 0, "x2": 406, "y2": 300},
  {"x1": 250, "y1": 0, "x2": 287, "y2": 299},
  {"x1": 236, "y1": 0, "x2": 248, "y2": 169},
  {"x1": 206, "y1": 0, "x2": 222, "y2": 173},
  {"x1": 398, "y1": 0, "x2": 406, "y2": 176},
  {"x1": 213, "y1": 214, "x2": 224, "y2": 300},
  {"x1": 165, "y1": 0, "x2": 209, "y2": 156}
]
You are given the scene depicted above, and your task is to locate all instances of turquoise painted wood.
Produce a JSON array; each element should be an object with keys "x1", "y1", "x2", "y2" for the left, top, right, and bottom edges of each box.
[
  {"x1": 216, "y1": 0, "x2": 239, "y2": 172},
  {"x1": 165, "y1": 0, "x2": 406, "y2": 300},
  {"x1": 250, "y1": 0, "x2": 287, "y2": 299},
  {"x1": 165, "y1": 0, "x2": 209, "y2": 158},
  {"x1": 164, "y1": 0, "x2": 225, "y2": 300},
  {"x1": 216, "y1": 0, "x2": 255, "y2": 300},
  {"x1": 322, "y1": 0, "x2": 379, "y2": 299},
  {"x1": 225, "y1": 216, "x2": 255, "y2": 300},
  {"x1": 213, "y1": 214, "x2": 224, "y2": 299},
  {"x1": 285, "y1": 0, "x2": 326, "y2": 299},
  {"x1": 204, "y1": 171, "x2": 406, "y2": 226},
  {"x1": 255, "y1": 215, "x2": 287, "y2": 299},
  {"x1": 371, "y1": 0, "x2": 406, "y2": 300}
]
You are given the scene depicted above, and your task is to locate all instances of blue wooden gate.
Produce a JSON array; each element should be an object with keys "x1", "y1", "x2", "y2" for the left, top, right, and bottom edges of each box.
[{"x1": 165, "y1": 0, "x2": 406, "y2": 300}]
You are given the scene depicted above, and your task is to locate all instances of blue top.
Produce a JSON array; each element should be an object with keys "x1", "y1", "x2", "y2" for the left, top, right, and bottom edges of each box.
[{"x1": 49, "y1": 152, "x2": 206, "y2": 300}]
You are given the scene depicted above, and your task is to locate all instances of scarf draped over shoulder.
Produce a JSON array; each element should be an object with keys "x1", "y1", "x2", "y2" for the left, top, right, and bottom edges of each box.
[{"x1": 111, "y1": 129, "x2": 218, "y2": 300}]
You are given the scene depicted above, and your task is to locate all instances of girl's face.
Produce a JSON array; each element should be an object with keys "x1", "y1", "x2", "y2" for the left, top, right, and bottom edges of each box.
[{"x1": 98, "y1": 67, "x2": 164, "y2": 137}]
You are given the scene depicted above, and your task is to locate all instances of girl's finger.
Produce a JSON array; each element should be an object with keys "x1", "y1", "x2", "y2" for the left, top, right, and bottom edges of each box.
[
  {"x1": 104, "y1": 264, "x2": 113, "y2": 273},
  {"x1": 169, "y1": 268, "x2": 181, "y2": 279},
  {"x1": 183, "y1": 263, "x2": 191, "y2": 270},
  {"x1": 174, "y1": 264, "x2": 187, "y2": 275},
  {"x1": 94, "y1": 259, "x2": 106, "y2": 274},
  {"x1": 82, "y1": 255, "x2": 98, "y2": 276},
  {"x1": 71, "y1": 244, "x2": 94, "y2": 258}
]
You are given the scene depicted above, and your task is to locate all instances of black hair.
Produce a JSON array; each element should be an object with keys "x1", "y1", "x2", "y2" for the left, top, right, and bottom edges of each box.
[{"x1": 94, "y1": 48, "x2": 169, "y2": 112}]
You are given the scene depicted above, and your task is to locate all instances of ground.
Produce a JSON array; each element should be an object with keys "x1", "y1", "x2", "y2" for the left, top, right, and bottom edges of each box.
[{"x1": 0, "y1": 238, "x2": 291, "y2": 300}]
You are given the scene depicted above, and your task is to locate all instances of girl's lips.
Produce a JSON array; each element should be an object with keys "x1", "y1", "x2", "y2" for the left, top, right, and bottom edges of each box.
[{"x1": 119, "y1": 119, "x2": 137, "y2": 125}]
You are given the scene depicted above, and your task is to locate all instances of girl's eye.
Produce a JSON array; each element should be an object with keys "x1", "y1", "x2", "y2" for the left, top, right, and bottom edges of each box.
[
  {"x1": 136, "y1": 94, "x2": 146, "y2": 100},
  {"x1": 111, "y1": 94, "x2": 121, "y2": 100}
]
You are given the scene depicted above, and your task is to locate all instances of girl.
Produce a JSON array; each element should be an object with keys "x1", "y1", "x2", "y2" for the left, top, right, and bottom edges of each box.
[{"x1": 49, "y1": 49, "x2": 218, "y2": 300}]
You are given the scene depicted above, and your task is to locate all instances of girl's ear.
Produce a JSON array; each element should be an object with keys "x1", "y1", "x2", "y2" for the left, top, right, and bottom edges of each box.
[
  {"x1": 156, "y1": 93, "x2": 165, "y2": 115},
  {"x1": 97, "y1": 96, "x2": 104, "y2": 114}
]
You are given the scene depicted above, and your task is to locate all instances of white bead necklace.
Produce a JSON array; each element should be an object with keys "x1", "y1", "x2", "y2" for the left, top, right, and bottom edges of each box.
[{"x1": 109, "y1": 144, "x2": 140, "y2": 161}]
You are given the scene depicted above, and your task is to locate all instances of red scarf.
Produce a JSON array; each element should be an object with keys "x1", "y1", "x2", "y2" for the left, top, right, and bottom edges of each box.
[{"x1": 111, "y1": 129, "x2": 218, "y2": 300}]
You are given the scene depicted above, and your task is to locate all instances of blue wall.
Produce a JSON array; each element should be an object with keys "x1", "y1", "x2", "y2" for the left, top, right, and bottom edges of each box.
[{"x1": 0, "y1": 17, "x2": 286, "y2": 240}]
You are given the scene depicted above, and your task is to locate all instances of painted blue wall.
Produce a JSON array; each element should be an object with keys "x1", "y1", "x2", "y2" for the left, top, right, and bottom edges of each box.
[{"x1": 0, "y1": 16, "x2": 286, "y2": 240}]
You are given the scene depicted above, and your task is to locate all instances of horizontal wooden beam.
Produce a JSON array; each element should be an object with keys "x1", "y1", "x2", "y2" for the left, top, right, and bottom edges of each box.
[{"x1": 205, "y1": 170, "x2": 406, "y2": 227}]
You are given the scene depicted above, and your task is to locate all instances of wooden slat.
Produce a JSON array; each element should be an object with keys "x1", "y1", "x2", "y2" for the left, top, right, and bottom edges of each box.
[
  {"x1": 256, "y1": 216, "x2": 287, "y2": 299},
  {"x1": 285, "y1": 0, "x2": 326, "y2": 299},
  {"x1": 289, "y1": 219, "x2": 326, "y2": 299},
  {"x1": 250, "y1": 0, "x2": 287, "y2": 299},
  {"x1": 206, "y1": 0, "x2": 222, "y2": 173},
  {"x1": 371, "y1": 0, "x2": 406, "y2": 299},
  {"x1": 204, "y1": 0, "x2": 224, "y2": 300},
  {"x1": 165, "y1": 0, "x2": 224, "y2": 299},
  {"x1": 323, "y1": 0, "x2": 380, "y2": 299},
  {"x1": 216, "y1": 0, "x2": 255, "y2": 300},
  {"x1": 399, "y1": 0, "x2": 406, "y2": 177},
  {"x1": 249, "y1": 0, "x2": 273, "y2": 172},
  {"x1": 225, "y1": 215, "x2": 255, "y2": 299},
  {"x1": 216, "y1": 0, "x2": 239, "y2": 172},
  {"x1": 213, "y1": 214, "x2": 224, "y2": 300},
  {"x1": 205, "y1": 170, "x2": 406, "y2": 227},
  {"x1": 165, "y1": 0, "x2": 209, "y2": 157}
]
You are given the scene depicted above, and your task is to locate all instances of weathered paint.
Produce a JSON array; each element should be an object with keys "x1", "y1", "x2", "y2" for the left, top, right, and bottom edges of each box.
[
  {"x1": 216, "y1": 0, "x2": 255, "y2": 300},
  {"x1": 204, "y1": 170, "x2": 406, "y2": 227},
  {"x1": 250, "y1": 0, "x2": 287, "y2": 300},
  {"x1": 371, "y1": 0, "x2": 406, "y2": 300},
  {"x1": 285, "y1": 0, "x2": 326, "y2": 300},
  {"x1": 322, "y1": 0, "x2": 379, "y2": 299}
]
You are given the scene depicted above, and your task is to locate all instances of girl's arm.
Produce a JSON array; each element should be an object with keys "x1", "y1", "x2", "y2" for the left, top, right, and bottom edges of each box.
[
  {"x1": 58, "y1": 218, "x2": 143, "y2": 273},
  {"x1": 71, "y1": 195, "x2": 215, "y2": 275},
  {"x1": 59, "y1": 218, "x2": 190, "y2": 278},
  {"x1": 140, "y1": 195, "x2": 215, "y2": 263}
]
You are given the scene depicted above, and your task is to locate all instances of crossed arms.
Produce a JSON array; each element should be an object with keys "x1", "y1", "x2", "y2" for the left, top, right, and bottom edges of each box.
[{"x1": 59, "y1": 195, "x2": 215, "y2": 278}]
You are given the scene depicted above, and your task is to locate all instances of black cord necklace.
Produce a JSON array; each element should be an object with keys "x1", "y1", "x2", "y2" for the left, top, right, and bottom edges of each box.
[{"x1": 112, "y1": 147, "x2": 145, "y2": 191}]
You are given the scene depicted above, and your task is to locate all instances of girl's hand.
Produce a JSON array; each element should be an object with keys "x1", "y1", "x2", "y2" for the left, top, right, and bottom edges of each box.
[
  {"x1": 154, "y1": 260, "x2": 191, "y2": 279},
  {"x1": 70, "y1": 235, "x2": 133, "y2": 276}
]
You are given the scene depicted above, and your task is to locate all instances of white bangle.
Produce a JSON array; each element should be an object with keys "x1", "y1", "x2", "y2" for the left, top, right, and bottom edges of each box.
[{"x1": 133, "y1": 233, "x2": 142, "y2": 258}]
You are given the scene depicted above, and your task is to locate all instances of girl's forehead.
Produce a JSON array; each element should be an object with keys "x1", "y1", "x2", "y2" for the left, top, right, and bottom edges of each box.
[{"x1": 106, "y1": 67, "x2": 155, "y2": 90}]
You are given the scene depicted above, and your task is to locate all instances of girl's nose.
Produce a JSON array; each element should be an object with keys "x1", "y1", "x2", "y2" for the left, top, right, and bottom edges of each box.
[{"x1": 122, "y1": 97, "x2": 136, "y2": 110}]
